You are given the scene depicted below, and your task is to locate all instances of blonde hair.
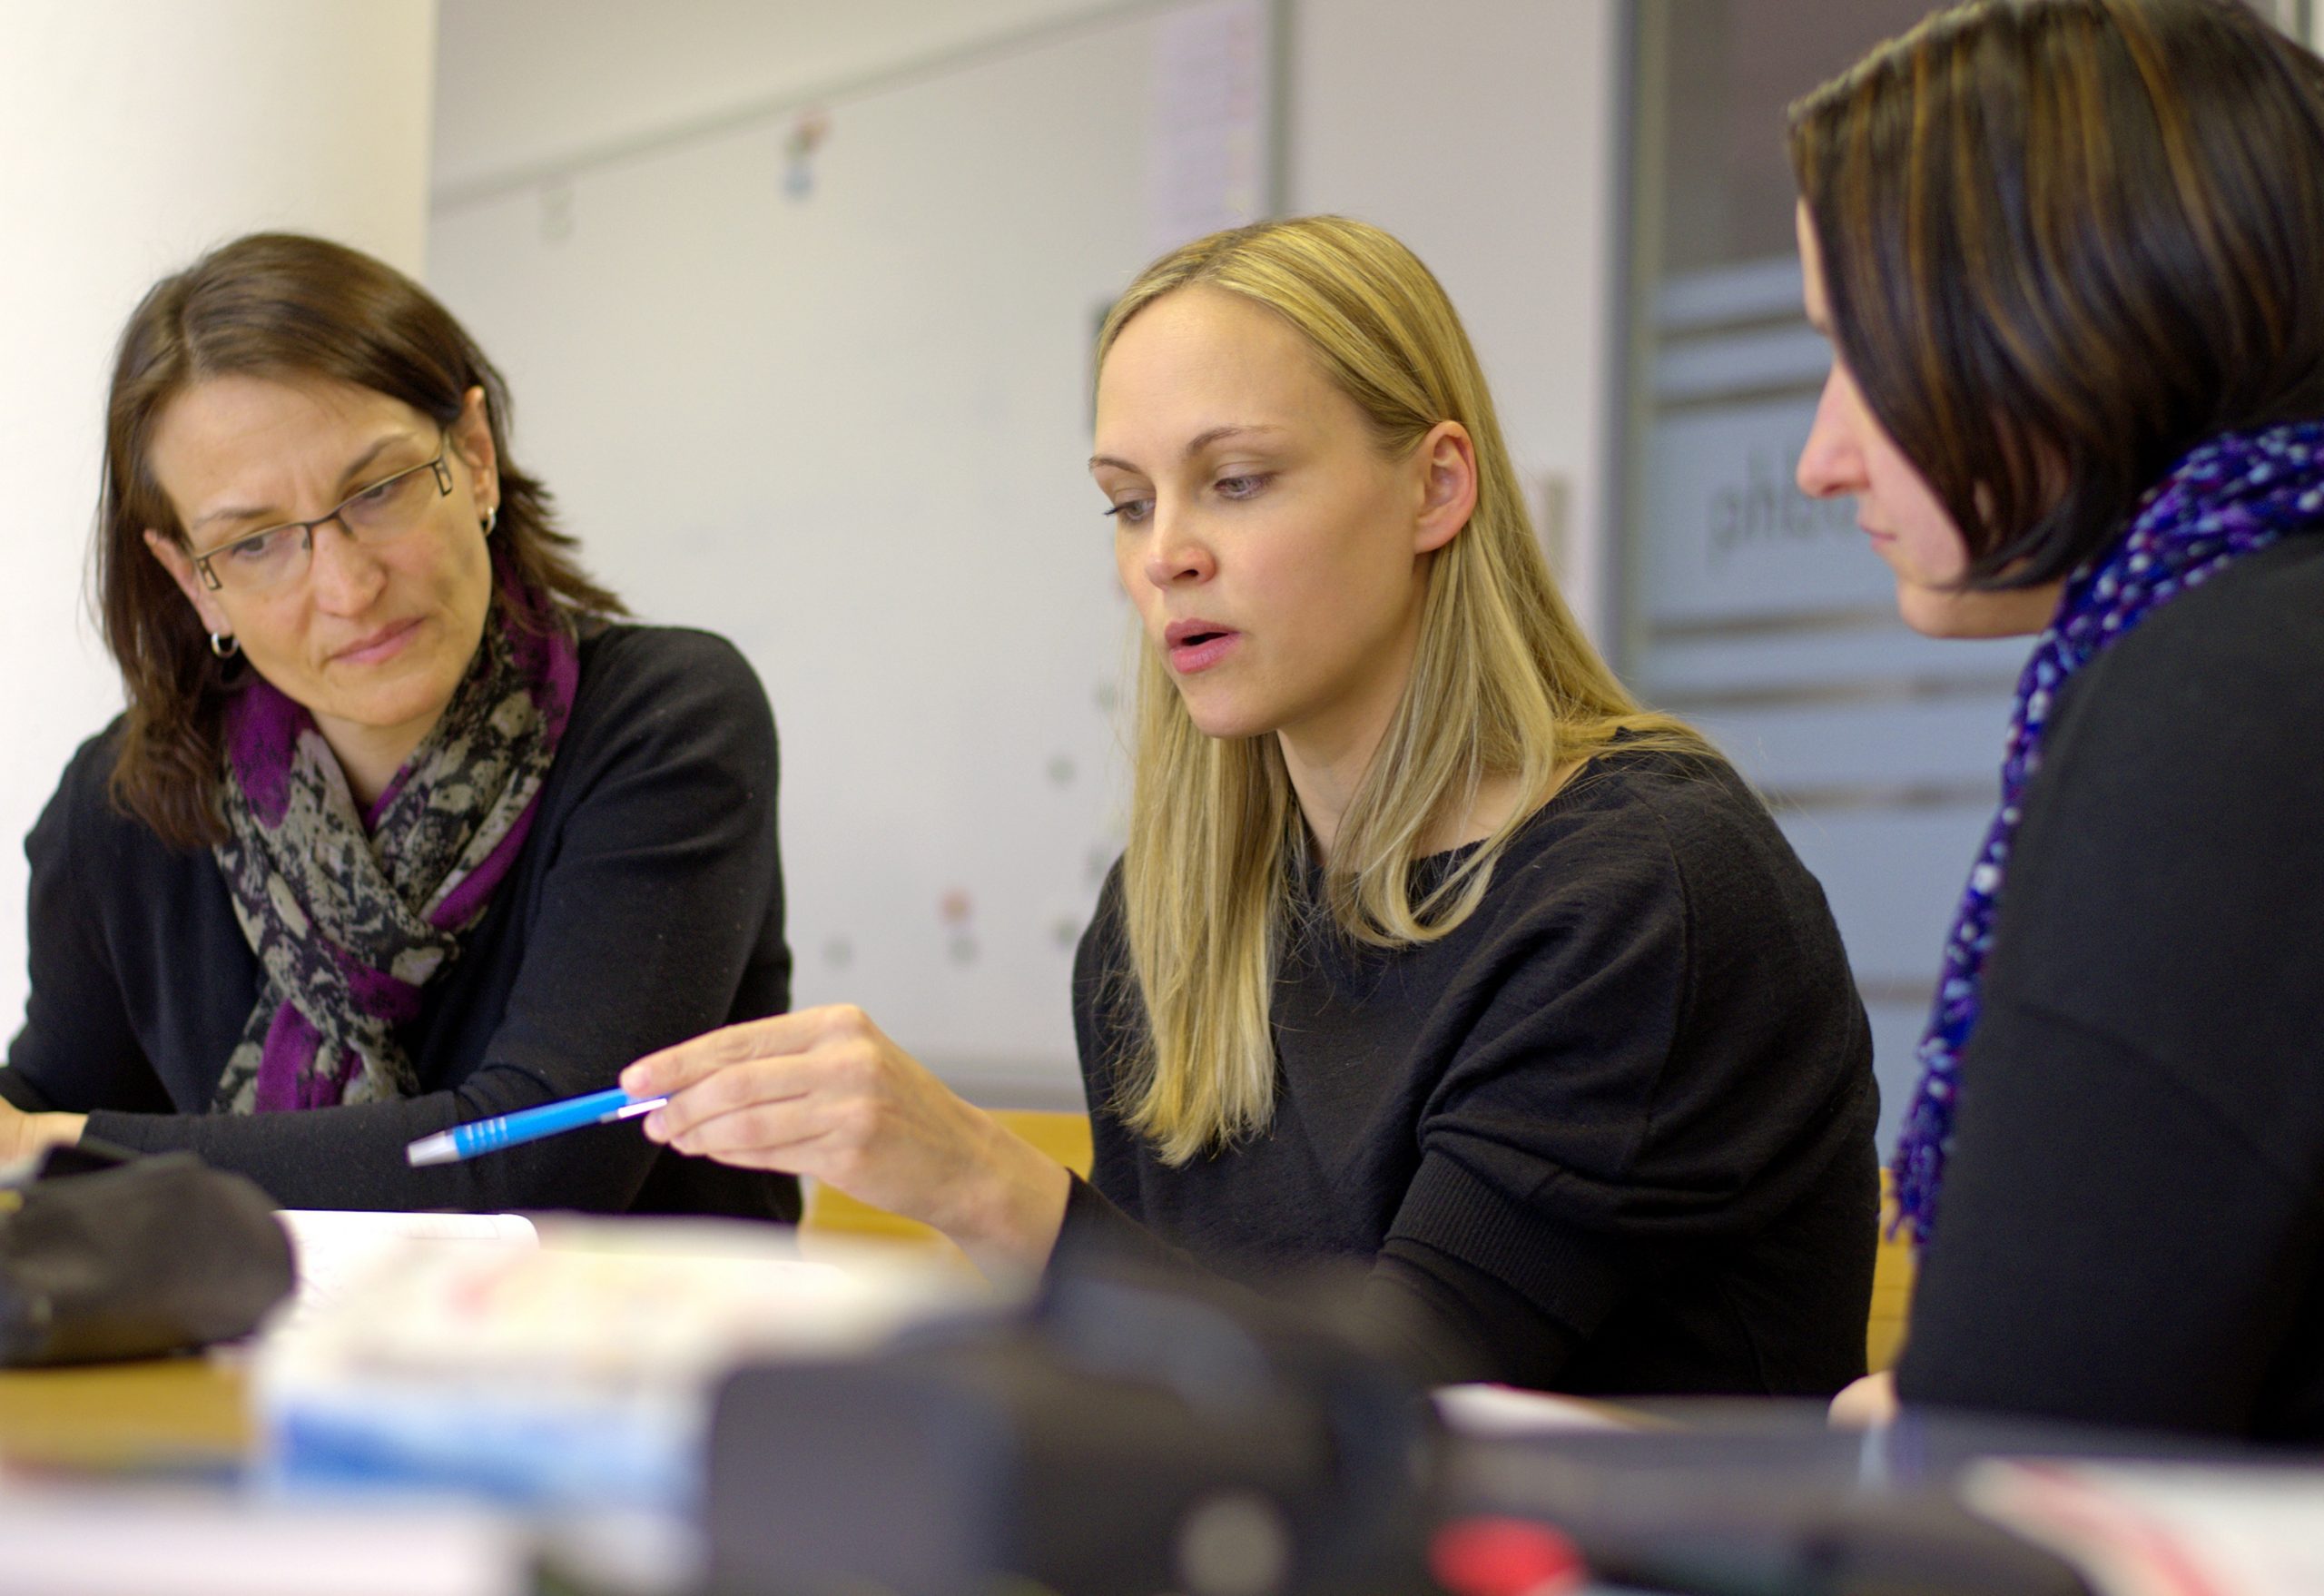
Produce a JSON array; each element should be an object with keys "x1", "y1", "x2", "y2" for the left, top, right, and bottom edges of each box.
[{"x1": 1098, "y1": 215, "x2": 1707, "y2": 1165}]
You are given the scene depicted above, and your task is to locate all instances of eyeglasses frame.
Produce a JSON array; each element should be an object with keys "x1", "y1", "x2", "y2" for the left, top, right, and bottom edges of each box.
[{"x1": 190, "y1": 433, "x2": 458, "y2": 593}]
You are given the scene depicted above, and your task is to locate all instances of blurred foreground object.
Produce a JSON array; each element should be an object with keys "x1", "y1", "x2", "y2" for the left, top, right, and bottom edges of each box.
[
  {"x1": 0, "y1": 1140, "x2": 290, "y2": 1365},
  {"x1": 0, "y1": 1487, "x2": 522, "y2": 1596},
  {"x1": 1446, "y1": 1406, "x2": 2324, "y2": 1596},
  {"x1": 1965, "y1": 1459, "x2": 2324, "y2": 1596},
  {"x1": 253, "y1": 1219, "x2": 973, "y2": 1510},
  {"x1": 706, "y1": 1265, "x2": 1439, "y2": 1596}
]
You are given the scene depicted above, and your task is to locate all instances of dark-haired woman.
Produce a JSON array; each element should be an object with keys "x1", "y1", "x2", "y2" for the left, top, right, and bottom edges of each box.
[
  {"x1": 0, "y1": 233, "x2": 796, "y2": 1222},
  {"x1": 1792, "y1": 0, "x2": 2324, "y2": 1438}
]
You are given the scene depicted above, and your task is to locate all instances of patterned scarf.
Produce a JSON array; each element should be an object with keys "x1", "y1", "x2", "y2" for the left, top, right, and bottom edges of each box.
[
  {"x1": 212, "y1": 594, "x2": 579, "y2": 1113},
  {"x1": 1891, "y1": 422, "x2": 2324, "y2": 1243}
]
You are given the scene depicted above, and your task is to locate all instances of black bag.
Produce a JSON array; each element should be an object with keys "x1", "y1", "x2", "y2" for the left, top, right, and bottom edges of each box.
[{"x1": 0, "y1": 1138, "x2": 294, "y2": 1365}]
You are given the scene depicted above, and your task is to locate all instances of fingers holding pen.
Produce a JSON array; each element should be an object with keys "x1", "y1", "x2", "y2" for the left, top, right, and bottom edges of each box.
[
  {"x1": 644, "y1": 1064, "x2": 815, "y2": 1152},
  {"x1": 655, "y1": 1091, "x2": 831, "y2": 1169},
  {"x1": 621, "y1": 1002, "x2": 1072, "y2": 1275},
  {"x1": 621, "y1": 1003, "x2": 896, "y2": 1154}
]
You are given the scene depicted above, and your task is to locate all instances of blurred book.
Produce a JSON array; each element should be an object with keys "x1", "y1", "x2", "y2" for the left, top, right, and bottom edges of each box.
[{"x1": 251, "y1": 1219, "x2": 979, "y2": 1512}]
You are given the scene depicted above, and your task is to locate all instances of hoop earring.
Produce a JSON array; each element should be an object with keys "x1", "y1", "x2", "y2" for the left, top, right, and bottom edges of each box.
[
  {"x1": 209, "y1": 632, "x2": 240, "y2": 660},
  {"x1": 481, "y1": 507, "x2": 497, "y2": 537}
]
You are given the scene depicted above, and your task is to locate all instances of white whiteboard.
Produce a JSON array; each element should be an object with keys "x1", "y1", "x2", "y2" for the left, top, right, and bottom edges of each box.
[{"x1": 428, "y1": 3, "x2": 1274, "y2": 1102}]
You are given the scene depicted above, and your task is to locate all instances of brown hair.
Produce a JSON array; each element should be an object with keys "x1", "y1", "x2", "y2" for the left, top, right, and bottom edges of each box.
[
  {"x1": 97, "y1": 232, "x2": 625, "y2": 850},
  {"x1": 1788, "y1": 0, "x2": 2324, "y2": 586}
]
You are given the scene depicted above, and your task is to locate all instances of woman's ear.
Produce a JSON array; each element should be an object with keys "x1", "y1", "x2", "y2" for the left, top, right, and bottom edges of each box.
[
  {"x1": 452, "y1": 384, "x2": 499, "y2": 517},
  {"x1": 143, "y1": 528, "x2": 232, "y2": 636},
  {"x1": 1413, "y1": 420, "x2": 1478, "y2": 555}
]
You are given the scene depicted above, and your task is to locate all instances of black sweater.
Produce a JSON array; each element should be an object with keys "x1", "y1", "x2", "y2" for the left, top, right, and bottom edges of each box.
[
  {"x1": 3, "y1": 624, "x2": 797, "y2": 1223},
  {"x1": 1063, "y1": 750, "x2": 1880, "y2": 1395},
  {"x1": 1897, "y1": 536, "x2": 2324, "y2": 1441}
]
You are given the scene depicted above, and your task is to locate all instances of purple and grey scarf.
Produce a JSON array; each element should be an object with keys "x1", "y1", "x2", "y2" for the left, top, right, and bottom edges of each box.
[
  {"x1": 1891, "y1": 421, "x2": 2324, "y2": 1243},
  {"x1": 211, "y1": 595, "x2": 579, "y2": 1113}
]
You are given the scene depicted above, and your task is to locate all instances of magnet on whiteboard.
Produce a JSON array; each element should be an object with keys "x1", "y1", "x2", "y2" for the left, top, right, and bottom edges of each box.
[{"x1": 783, "y1": 108, "x2": 831, "y2": 201}]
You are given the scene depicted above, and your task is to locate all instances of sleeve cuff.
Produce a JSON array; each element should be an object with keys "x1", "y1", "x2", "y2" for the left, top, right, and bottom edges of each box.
[
  {"x1": 1047, "y1": 1172, "x2": 1196, "y2": 1278},
  {"x1": 81, "y1": 1109, "x2": 171, "y2": 1154},
  {"x1": 0, "y1": 1068, "x2": 56, "y2": 1114}
]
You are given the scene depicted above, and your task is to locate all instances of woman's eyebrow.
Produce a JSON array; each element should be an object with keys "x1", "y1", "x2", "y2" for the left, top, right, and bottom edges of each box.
[
  {"x1": 189, "y1": 431, "x2": 421, "y2": 533},
  {"x1": 333, "y1": 431, "x2": 415, "y2": 489},
  {"x1": 1089, "y1": 423, "x2": 1287, "y2": 474}
]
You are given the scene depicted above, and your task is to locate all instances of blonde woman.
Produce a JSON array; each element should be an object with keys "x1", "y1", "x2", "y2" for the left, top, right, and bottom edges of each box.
[{"x1": 626, "y1": 217, "x2": 1879, "y2": 1394}]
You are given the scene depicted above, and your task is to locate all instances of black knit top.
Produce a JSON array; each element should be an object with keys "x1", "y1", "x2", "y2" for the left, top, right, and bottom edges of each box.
[{"x1": 1061, "y1": 749, "x2": 1879, "y2": 1395}]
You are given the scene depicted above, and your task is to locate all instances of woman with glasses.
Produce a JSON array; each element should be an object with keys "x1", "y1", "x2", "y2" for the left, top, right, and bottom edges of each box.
[
  {"x1": 0, "y1": 232, "x2": 795, "y2": 1223},
  {"x1": 1796, "y1": 0, "x2": 2324, "y2": 1437},
  {"x1": 621, "y1": 216, "x2": 1881, "y2": 1395}
]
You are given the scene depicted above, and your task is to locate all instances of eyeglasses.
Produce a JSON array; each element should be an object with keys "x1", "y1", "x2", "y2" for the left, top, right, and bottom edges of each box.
[{"x1": 191, "y1": 435, "x2": 457, "y2": 596}]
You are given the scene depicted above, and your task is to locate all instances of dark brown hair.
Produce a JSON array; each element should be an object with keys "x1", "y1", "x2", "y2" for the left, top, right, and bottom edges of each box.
[
  {"x1": 98, "y1": 232, "x2": 626, "y2": 850},
  {"x1": 1788, "y1": 0, "x2": 2324, "y2": 586}
]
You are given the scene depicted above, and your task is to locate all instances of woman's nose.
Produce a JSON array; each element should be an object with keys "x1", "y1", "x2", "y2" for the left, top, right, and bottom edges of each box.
[
  {"x1": 1143, "y1": 511, "x2": 1216, "y2": 588},
  {"x1": 305, "y1": 517, "x2": 389, "y2": 612},
  {"x1": 1795, "y1": 370, "x2": 1862, "y2": 500}
]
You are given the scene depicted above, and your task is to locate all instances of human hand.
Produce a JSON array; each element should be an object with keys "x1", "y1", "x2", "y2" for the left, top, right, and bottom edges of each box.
[
  {"x1": 621, "y1": 1004, "x2": 1071, "y2": 1276},
  {"x1": 1828, "y1": 1370, "x2": 1898, "y2": 1428},
  {"x1": 0, "y1": 1099, "x2": 85, "y2": 1167}
]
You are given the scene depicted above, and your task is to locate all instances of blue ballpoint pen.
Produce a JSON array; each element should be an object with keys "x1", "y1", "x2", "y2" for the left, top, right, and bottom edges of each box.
[{"x1": 403, "y1": 1087, "x2": 669, "y2": 1167}]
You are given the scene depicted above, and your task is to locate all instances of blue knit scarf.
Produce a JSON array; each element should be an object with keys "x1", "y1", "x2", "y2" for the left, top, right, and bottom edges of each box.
[{"x1": 1891, "y1": 422, "x2": 2324, "y2": 1244}]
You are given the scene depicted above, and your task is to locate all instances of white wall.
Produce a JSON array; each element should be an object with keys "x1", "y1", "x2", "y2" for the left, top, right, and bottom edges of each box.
[
  {"x1": 0, "y1": 2, "x2": 438, "y2": 1035},
  {"x1": 433, "y1": 0, "x2": 1128, "y2": 199},
  {"x1": 433, "y1": 0, "x2": 1623, "y2": 628},
  {"x1": 421, "y1": 0, "x2": 1626, "y2": 1087},
  {"x1": 1289, "y1": 0, "x2": 1621, "y2": 634}
]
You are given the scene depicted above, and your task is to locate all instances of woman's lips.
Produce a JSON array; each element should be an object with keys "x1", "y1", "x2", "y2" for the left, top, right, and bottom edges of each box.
[
  {"x1": 1164, "y1": 620, "x2": 1241, "y2": 675},
  {"x1": 335, "y1": 618, "x2": 421, "y2": 665},
  {"x1": 1169, "y1": 634, "x2": 1240, "y2": 674}
]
